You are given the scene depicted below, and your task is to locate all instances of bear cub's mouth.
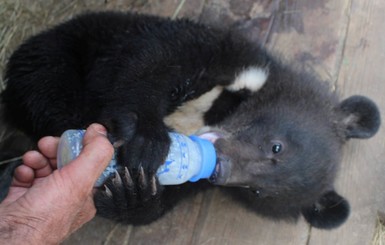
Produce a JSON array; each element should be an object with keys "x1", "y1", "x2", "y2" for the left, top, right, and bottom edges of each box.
[
  {"x1": 196, "y1": 128, "x2": 231, "y2": 185},
  {"x1": 196, "y1": 130, "x2": 223, "y2": 144}
]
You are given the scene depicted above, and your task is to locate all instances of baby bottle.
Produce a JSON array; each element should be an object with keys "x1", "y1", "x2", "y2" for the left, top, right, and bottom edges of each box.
[{"x1": 57, "y1": 130, "x2": 217, "y2": 186}]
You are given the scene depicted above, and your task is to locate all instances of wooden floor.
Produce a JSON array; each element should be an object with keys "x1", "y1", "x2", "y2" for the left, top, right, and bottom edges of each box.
[{"x1": 1, "y1": 0, "x2": 384, "y2": 244}]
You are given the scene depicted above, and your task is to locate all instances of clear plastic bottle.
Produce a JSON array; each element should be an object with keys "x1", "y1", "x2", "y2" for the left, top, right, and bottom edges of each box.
[{"x1": 57, "y1": 130, "x2": 217, "y2": 187}]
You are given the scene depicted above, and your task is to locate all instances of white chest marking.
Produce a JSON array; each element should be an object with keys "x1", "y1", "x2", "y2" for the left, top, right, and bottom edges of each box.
[
  {"x1": 164, "y1": 86, "x2": 223, "y2": 134},
  {"x1": 227, "y1": 66, "x2": 268, "y2": 92},
  {"x1": 164, "y1": 66, "x2": 268, "y2": 134}
]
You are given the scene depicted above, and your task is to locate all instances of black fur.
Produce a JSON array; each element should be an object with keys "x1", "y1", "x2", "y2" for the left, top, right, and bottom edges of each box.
[
  {"x1": 301, "y1": 191, "x2": 350, "y2": 229},
  {"x1": 0, "y1": 11, "x2": 381, "y2": 229}
]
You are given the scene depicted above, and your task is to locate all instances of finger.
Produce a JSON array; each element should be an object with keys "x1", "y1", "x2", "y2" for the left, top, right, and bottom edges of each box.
[
  {"x1": 37, "y1": 136, "x2": 59, "y2": 168},
  {"x1": 12, "y1": 165, "x2": 34, "y2": 187},
  {"x1": 22, "y1": 150, "x2": 53, "y2": 178},
  {"x1": 60, "y1": 123, "x2": 114, "y2": 190}
]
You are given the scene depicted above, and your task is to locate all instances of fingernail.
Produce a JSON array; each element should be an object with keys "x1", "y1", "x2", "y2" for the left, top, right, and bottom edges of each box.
[{"x1": 91, "y1": 123, "x2": 107, "y2": 136}]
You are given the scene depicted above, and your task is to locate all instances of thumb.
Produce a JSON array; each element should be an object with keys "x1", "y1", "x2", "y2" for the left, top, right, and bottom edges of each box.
[{"x1": 61, "y1": 123, "x2": 114, "y2": 189}]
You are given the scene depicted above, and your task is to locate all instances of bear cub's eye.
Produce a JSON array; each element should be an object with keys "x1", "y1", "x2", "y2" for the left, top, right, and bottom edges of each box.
[{"x1": 272, "y1": 142, "x2": 283, "y2": 154}]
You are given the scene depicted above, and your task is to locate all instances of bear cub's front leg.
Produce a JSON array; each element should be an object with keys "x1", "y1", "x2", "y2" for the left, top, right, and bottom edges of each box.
[{"x1": 95, "y1": 109, "x2": 171, "y2": 224}]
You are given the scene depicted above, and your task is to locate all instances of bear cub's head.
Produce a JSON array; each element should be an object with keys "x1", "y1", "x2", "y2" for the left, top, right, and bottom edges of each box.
[{"x1": 199, "y1": 79, "x2": 380, "y2": 229}]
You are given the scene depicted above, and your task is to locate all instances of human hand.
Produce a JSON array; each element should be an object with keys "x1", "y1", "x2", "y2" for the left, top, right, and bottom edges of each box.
[{"x1": 0, "y1": 123, "x2": 114, "y2": 244}]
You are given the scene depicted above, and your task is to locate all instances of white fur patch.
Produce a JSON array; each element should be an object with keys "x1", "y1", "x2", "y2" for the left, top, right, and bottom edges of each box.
[
  {"x1": 227, "y1": 66, "x2": 268, "y2": 92},
  {"x1": 164, "y1": 86, "x2": 223, "y2": 135}
]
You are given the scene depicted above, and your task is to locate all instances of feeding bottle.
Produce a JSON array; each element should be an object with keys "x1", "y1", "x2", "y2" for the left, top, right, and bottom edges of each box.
[{"x1": 57, "y1": 130, "x2": 217, "y2": 187}]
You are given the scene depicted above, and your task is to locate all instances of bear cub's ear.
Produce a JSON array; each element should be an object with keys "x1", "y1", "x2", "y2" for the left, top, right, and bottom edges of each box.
[
  {"x1": 338, "y1": 95, "x2": 381, "y2": 139},
  {"x1": 301, "y1": 191, "x2": 350, "y2": 229}
]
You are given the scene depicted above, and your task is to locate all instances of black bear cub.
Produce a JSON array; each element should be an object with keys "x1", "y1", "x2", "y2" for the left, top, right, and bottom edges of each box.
[{"x1": 1, "y1": 11, "x2": 380, "y2": 229}]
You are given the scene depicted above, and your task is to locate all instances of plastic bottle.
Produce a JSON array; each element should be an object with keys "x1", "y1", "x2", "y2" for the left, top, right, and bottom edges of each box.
[{"x1": 57, "y1": 130, "x2": 217, "y2": 187}]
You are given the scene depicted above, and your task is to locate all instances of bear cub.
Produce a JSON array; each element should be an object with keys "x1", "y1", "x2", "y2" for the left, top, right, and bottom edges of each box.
[{"x1": 1, "y1": 11, "x2": 381, "y2": 229}]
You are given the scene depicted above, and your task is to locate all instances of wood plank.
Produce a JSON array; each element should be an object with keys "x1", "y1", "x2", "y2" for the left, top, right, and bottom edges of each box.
[
  {"x1": 309, "y1": 0, "x2": 385, "y2": 244},
  {"x1": 191, "y1": 189, "x2": 309, "y2": 245},
  {"x1": 265, "y1": 0, "x2": 352, "y2": 82},
  {"x1": 125, "y1": 192, "x2": 206, "y2": 245},
  {"x1": 62, "y1": 217, "x2": 123, "y2": 244},
  {"x1": 171, "y1": 0, "x2": 206, "y2": 20},
  {"x1": 199, "y1": 0, "x2": 277, "y2": 30}
]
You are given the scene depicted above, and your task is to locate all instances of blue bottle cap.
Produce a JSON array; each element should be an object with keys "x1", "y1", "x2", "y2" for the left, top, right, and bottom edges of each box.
[{"x1": 188, "y1": 135, "x2": 216, "y2": 182}]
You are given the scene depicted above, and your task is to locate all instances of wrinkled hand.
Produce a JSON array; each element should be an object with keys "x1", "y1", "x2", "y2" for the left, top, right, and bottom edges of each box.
[{"x1": 0, "y1": 123, "x2": 114, "y2": 244}]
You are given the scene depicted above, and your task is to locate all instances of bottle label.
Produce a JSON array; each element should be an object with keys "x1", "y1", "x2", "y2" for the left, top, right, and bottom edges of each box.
[
  {"x1": 156, "y1": 133, "x2": 201, "y2": 185},
  {"x1": 58, "y1": 129, "x2": 118, "y2": 187}
]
